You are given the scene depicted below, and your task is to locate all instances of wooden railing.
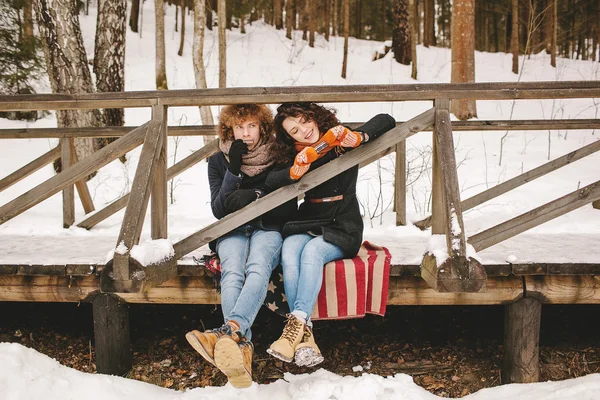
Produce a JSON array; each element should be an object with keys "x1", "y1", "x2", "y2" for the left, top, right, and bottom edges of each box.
[{"x1": 1, "y1": 81, "x2": 600, "y2": 294}]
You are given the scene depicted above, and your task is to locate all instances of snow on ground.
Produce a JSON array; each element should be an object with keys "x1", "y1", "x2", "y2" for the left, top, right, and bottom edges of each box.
[
  {"x1": 1, "y1": 0, "x2": 600, "y2": 397},
  {"x1": 2, "y1": 343, "x2": 600, "y2": 400}
]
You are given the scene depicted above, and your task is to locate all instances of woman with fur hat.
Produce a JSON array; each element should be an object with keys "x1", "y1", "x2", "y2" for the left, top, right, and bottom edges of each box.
[
  {"x1": 265, "y1": 102, "x2": 396, "y2": 368},
  {"x1": 185, "y1": 104, "x2": 294, "y2": 388}
]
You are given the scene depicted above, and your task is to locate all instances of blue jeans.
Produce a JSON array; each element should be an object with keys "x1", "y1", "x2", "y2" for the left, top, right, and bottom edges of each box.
[
  {"x1": 216, "y1": 226, "x2": 282, "y2": 340},
  {"x1": 281, "y1": 234, "x2": 345, "y2": 318}
]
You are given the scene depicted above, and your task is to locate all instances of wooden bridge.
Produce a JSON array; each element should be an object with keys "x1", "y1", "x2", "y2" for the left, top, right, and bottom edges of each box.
[{"x1": 1, "y1": 82, "x2": 599, "y2": 384}]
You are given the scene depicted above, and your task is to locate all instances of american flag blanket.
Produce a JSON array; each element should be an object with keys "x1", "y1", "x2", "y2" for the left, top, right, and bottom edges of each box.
[{"x1": 195, "y1": 241, "x2": 391, "y2": 320}]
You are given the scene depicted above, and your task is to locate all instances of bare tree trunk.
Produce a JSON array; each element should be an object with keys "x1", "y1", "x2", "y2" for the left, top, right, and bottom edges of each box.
[
  {"x1": 324, "y1": 0, "x2": 330, "y2": 40},
  {"x1": 341, "y1": 0, "x2": 349, "y2": 78},
  {"x1": 511, "y1": 0, "x2": 519, "y2": 73},
  {"x1": 178, "y1": 0, "x2": 186, "y2": 55},
  {"x1": 409, "y1": 0, "x2": 417, "y2": 78},
  {"x1": 24, "y1": 0, "x2": 34, "y2": 39},
  {"x1": 194, "y1": 0, "x2": 215, "y2": 147},
  {"x1": 274, "y1": 0, "x2": 283, "y2": 29},
  {"x1": 333, "y1": 0, "x2": 338, "y2": 36},
  {"x1": 382, "y1": 0, "x2": 387, "y2": 40},
  {"x1": 94, "y1": 0, "x2": 127, "y2": 129},
  {"x1": 218, "y1": 0, "x2": 226, "y2": 88},
  {"x1": 355, "y1": 0, "x2": 362, "y2": 39},
  {"x1": 129, "y1": 0, "x2": 140, "y2": 32},
  {"x1": 35, "y1": 0, "x2": 102, "y2": 163},
  {"x1": 155, "y1": 0, "x2": 169, "y2": 89},
  {"x1": 206, "y1": 0, "x2": 214, "y2": 30},
  {"x1": 392, "y1": 0, "x2": 411, "y2": 65},
  {"x1": 424, "y1": 0, "x2": 435, "y2": 47},
  {"x1": 302, "y1": 0, "x2": 308, "y2": 40},
  {"x1": 451, "y1": 0, "x2": 477, "y2": 120},
  {"x1": 308, "y1": 0, "x2": 315, "y2": 47},
  {"x1": 286, "y1": 0, "x2": 293, "y2": 39}
]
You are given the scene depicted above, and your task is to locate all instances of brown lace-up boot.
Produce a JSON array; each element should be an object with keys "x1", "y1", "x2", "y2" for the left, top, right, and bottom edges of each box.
[
  {"x1": 266, "y1": 314, "x2": 306, "y2": 363},
  {"x1": 294, "y1": 326, "x2": 324, "y2": 367},
  {"x1": 214, "y1": 336, "x2": 254, "y2": 388},
  {"x1": 185, "y1": 320, "x2": 241, "y2": 366}
]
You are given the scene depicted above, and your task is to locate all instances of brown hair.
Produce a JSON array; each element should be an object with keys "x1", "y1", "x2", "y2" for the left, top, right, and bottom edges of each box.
[
  {"x1": 218, "y1": 104, "x2": 289, "y2": 165},
  {"x1": 218, "y1": 104, "x2": 274, "y2": 143},
  {"x1": 273, "y1": 102, "x2": 341, "y2": 162}
]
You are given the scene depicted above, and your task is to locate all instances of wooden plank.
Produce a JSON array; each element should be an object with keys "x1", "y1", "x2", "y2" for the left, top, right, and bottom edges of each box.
[
  {"x1": 70, "y1": 145, "x2": 95, "y2": 214},
  {"x1": 77, "y1": 140, "x2": 219, "y2": 230},
  {"x1": 0, "y1": 266, "x2": 17, "y2": 275},
  {"x1": 61, "y1": 138, "x2": 74, "y2": 228},
  {"x1": 92, "y1": 294, "x2": 132, "y2": 375},
  {"x1": 0, "y1": 81, "x2": 598, "y2": 111},
  {"x1": 172, "y1": 108, "x2": 436, "y2": 259},
  {"x1": 151, "y1": 105, "x2": 168, "y2": 239},
  {"x1": 112, "y1": 121, "x2": 164, "y2": 281},
  {"x1": 502, "y1": 298, "x2": 541, "y2": 383},
  {"x1": 593, "y1": 200, "x2": 600, "y2": 210},
  {"x1": 2, "y1": 119, "x2": 598, "y2": 139},
  {"x1": 0, "y1": 147, "x2": 60, "y2": 191},
  {"x1": 415, "y1": 139, "x2": 600, "y2": 230},
  {"x1": 395, "y1": 141, "x2": 407, "y2": 226},
  {"x1": 470, "y1": 180, "x2": 600, "y2": 251},
  {"x1": 2, "y1": 274, "x2": 599, "y2": 305},
  {"x1": 0, "y1": 125, "x2": 219, "y2": 139},
  {"x1": 0, "y1": 122, "x2": 150, "y2": 225},
  {"x1": 430, "y1": 124, "x2": 445, "y2": 235},
  {"x1": 526, "y1": 275, "x2": 600, "y2": 304},
  {"x1": 17, "y1": 265, "x2": 66, "y2": 276}
]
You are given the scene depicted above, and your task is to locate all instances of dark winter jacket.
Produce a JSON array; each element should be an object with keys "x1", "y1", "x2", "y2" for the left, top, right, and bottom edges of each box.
[
  {"x1": 207, "y1": 152, "x2": 297, "y2": 250},
  {"x1": 266, "y1": 113, "x2": 396, "y2": 257}
]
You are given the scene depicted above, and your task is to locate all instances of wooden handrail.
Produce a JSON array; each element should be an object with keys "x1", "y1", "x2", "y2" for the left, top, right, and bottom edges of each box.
[
  {"x1": 0, "y1": 146, "x2": 60, "y2": 191},
  {"x1": 0, "y1": 81, "x2": 598, "y2": 111}
]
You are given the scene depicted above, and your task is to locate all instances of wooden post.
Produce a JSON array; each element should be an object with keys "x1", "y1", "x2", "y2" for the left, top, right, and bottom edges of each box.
[
  {"x1": 70, "y1": 146, "x2": 95, "y2": 215},
  {"x1": 151, "y1": 104, "x2": 168, "y2": 239},
  {"x1": 503, "y1": 297, "x2": 541, "y2": 383},
  {"x1": 430, "y1": 103, "x2": 446, "y2": 235},
  {"x1": 395, "y1": 141, "x2": 407, "y2": 226},
  {"x1": 112, "y1": 120, "x2": 163, "y2": 286},
  {"x1": 61, "y1": 138, "x2": 75, "y2": 228},
  {"x1": 92, "y1": 293, "x2": 132, "y2": 376},
  {"x1": 421, "y1": 99, "x2": 486, "y2": 292}
]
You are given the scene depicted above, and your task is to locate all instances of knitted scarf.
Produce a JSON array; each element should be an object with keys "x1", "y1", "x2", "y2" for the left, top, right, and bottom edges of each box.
[{"x1": 219, "y1": 137, "x2": 275, "y2": 177}]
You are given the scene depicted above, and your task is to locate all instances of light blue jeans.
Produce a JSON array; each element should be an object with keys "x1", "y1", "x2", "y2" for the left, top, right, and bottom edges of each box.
[
  {"x1": 216, "y1": 225, "x2": 283, "y2": 340},
  {"x1": 281, "y1": 234, "x2": 345, "y2": 319}
]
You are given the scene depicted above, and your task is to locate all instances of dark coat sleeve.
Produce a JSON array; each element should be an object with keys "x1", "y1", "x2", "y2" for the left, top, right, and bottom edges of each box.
[
  {"x1": 207, "y1": 153, "x2": 243, "y2": 219},
  {"x1": 351, "y1": 113, "x2": 396, "y2": 144}
]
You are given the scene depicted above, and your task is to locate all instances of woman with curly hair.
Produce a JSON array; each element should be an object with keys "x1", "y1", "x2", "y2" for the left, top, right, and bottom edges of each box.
[
  {"x1": 265, "y1": 103, "x2": 396, "y2": 368},
  {"x1": 185, "y1": 104, "x2": 295, "y2": 388}
]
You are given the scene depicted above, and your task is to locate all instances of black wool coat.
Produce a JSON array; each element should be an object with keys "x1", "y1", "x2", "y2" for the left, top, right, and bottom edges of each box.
[
  {"x1": 266, "y1": 113, "x2": 396, "y2": 258},
  {"x1": 207, "y1": 152, "x2": 297, "y2": 251}
]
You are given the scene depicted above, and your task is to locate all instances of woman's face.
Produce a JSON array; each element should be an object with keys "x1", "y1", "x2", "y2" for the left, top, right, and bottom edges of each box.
[
  {"x1": 232, "y1": 118, "x2": 261, "y2": 150},
  {"x1": 281, "y1": 115, "x2": 319, "y2": 145}
]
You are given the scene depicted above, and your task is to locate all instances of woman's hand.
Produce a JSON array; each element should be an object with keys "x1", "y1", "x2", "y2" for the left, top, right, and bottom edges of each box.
[
  {"x1": 325, "y1": 125, "x2": 362, "y2": 148},
  {"x1": 225, "y1": 189, "x2": 259, "y2": 212},
  {"x1": 228, "y1": 139, "x2": 248, "y2": 176}
]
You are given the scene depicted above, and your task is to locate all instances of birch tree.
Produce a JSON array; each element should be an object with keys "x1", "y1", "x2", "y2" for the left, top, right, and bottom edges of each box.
[
  {"x1": 35, "y1": 0, "x2": 102, "y2": 162},
  {"x1": 194, "y1": 0, "x2": 215, "y2": 131},
  {"x1": 341, "y1": 0, "x2": 349, "y2": 78},
  {"x1": 94, "y1": 0, "x2": 127, "y2": 127},
  {"x1": 155, "y1": 0, "x2": 169, "y2": 89},
  {"x1": 218, "y1": 0, "x2": 226, "y2": 88}
]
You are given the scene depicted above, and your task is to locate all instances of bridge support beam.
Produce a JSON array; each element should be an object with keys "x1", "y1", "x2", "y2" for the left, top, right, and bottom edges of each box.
[
  {"x1": 92, "y1": 293, "x2": 132, "y2": 376},
  {"x1": 502, "y1": 297, "x2": 541, "y2": 384}
]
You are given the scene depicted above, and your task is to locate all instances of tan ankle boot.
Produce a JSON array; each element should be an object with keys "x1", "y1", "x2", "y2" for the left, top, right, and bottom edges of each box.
[
  {"x1": 185, "y1": 320, "x2": 240, "y2": 366},
  {"x1": 214, "y1": 336, "x2": 253, "y2": 389},
  {"x1": 294, "y1": 326, "x2": 324, "y2": 367},
  {"x1": 267, "y1": 314, "x2": 306, "y2": 363}
]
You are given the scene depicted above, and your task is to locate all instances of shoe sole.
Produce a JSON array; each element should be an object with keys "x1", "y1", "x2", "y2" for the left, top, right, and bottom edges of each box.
[
  {"x1": 294, "y1": 347, "x2": 324, "y2": 367},
  {"x1": 185, "y1": 331, "x2": 216, "y2": 366},
  {"x1": 214, "y1": 336, "x2": 252, "y2": 389},
  {"x1": 266, "y1": 347, "x2": 293, "y2": 363}
]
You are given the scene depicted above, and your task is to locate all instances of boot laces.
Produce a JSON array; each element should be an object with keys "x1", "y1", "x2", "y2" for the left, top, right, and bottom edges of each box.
[
  {"x1": 281, "y1": 314, "x2": 304, "y2": 343},
  {"x1": 209, "y1": 323, "x2": 232, "y2": 337}
]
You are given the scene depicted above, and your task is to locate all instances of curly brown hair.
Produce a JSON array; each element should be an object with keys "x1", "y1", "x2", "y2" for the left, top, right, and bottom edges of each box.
[
  {"x1": 217, "y1": 104, "x2": 274, "y2": 142},
  {"x1": 217, "y1": 104, "x2": 290, "y2": 165},
  {"x1": 272, "y1": 102, "x2": 341, "y2": 162}
]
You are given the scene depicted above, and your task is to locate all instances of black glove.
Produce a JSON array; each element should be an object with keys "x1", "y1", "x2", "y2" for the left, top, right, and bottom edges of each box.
[
  {"x1": 225, "y1": 189, "x2": 258, "y2": 213},
  {"x1": 228, "y1": 139, "x2": 248, "y2": 176}
]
